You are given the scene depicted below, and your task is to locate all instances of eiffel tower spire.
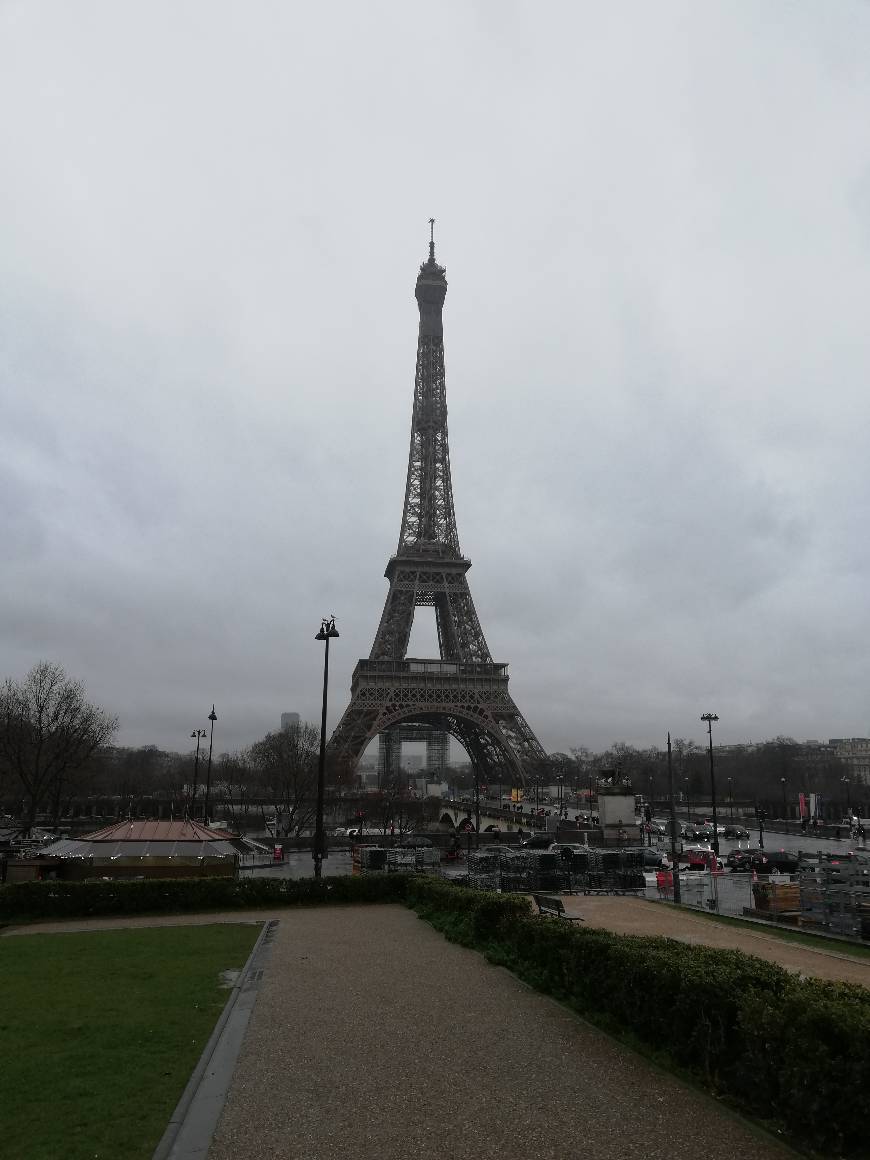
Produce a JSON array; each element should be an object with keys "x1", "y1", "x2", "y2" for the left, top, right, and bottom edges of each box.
[
  {"x1": 397, "y1": 221, "x2": 459, "y2": 557},
  {"x1": 327, "y1": 228, "x2": 547, "y2": 785}
]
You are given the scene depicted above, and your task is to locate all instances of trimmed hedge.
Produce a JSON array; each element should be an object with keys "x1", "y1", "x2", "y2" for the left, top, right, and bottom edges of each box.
[
  {"x1": 404, "y1": 878, "x2": 870, "y2": 1158},
  {"x1": 0, "y1": 872, "x2": 410, "y2": 920}
]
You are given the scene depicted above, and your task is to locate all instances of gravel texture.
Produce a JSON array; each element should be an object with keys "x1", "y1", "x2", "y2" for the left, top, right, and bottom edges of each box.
[
  {"x1": 206, "y1": 905, "x2": 795, "y2": 1160},
  {"x1": 559, "y1": 894, "x2": 870, "y2": 987}
]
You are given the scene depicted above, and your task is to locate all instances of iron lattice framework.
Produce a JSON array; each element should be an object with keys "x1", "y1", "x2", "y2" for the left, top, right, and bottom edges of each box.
[
  {"x1": 328, "y1": 228, "x2": 548, "y2": 785},
  {"x1": 377, "y1": 723, "x2": 449, "y2": 782}
]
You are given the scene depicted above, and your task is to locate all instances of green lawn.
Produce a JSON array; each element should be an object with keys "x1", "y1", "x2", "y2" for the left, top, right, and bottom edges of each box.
[{"x1": 0, "y1": 923, "x2": 262, "y2": 1160}]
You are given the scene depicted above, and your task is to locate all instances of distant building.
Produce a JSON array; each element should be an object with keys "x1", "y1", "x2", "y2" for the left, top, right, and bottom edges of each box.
[
  {"x1": 829, "y1": 738, "x2": 870, "y2": 783},
  {"x1": 280, "y1": 712, "x2": 300, "y2": 731}
]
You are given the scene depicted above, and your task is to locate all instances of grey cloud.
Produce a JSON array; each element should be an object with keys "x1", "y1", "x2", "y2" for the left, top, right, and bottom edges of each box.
[{"x1": 2, "y1": 1, "x2": 870, "y2": 757}]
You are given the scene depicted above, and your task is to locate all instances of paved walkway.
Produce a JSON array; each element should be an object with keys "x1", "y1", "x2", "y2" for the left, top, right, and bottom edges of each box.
[
  {"x1": 558, "y1": 895, "x2": 870, "y2": 987},
  {"x1": 206, "y1": 905, "x2": 792, "y2": 1160}
]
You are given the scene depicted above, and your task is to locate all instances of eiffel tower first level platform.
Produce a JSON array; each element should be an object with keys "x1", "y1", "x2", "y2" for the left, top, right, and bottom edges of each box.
[{"x1": 328, "y1": 224, "x2": 548, "y2": 786}]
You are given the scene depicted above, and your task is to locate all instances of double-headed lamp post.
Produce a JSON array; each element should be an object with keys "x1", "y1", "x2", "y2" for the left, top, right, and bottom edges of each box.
[
  {"x1": 313, "y1": 616, "x2": 339, "y2": 880},
  {"x1": 700, "y1": 713, "x2": 720, "y2": 855},
  {"x1": 190, "y1": 729, "x2": 207, "y2": 818},
  {"x1": 204, "y1": 706, "x2": 217, "y2": 826}
]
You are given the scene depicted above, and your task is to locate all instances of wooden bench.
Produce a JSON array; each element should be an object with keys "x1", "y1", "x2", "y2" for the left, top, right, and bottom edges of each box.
[{"x1": 532, "y1": 894, "x2": 584, "y2": 921}]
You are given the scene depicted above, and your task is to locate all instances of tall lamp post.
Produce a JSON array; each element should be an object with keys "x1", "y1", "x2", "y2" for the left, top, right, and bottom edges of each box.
[
  {"x1": 700, "y1": 713, "x2": 720, "y2": 855},
  {"x1": 204, "y1": 705, "x2": 217, "y2": 826},
  {"x1": 780, "y1": 776, "x2": 788, "y2": 834},
  {"x1": 313, "y1": 616, "x2": 339, "y2": 880},
  {"x1": 727, "y1": 776, "x2": 733, "y2": 819},
  {"x1": 684, "y1": 776, "x2": 691, "y2": 824},
  {"x1": 190, "y1": 729, "x2": 207, "y2": 818},
  {"x1": 666, "y1": 733, "x2": 681, "y2": 904}
]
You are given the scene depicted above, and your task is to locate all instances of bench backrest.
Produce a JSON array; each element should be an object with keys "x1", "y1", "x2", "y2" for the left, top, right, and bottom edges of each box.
[{"x1": 534, "y1": 894, "x2": 564, "y2": 914}]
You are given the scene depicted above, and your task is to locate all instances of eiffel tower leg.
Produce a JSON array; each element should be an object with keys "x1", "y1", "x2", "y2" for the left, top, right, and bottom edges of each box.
[{"x1": 370, "y1": 588, "x2": 415, "y2": 661}]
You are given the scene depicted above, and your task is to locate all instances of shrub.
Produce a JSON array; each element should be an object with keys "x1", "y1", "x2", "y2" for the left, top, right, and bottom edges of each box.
[
  {"x1": 404, "y1": 881, "x2": 870, "y2": 1157},
  {"x1": 0, "y1": 872, "x2": 410, "y2": 921}
]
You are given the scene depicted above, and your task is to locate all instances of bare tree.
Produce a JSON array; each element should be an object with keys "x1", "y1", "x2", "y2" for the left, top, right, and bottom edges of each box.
[
  {"x1": 249, "y1": 722, "x2": 319, "y2": 836},
  {"x1": 0, "y1": 661, "x2": 118, "y2": 834},
  {"x1": 213, "y1": 751, "x2": 254, "y2": 828}
]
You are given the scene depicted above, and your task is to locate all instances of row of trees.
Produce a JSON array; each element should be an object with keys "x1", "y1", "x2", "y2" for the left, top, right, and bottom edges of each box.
[
  {"x1": 1, "y1": 662, "x2": 863, "y2": 833},
  {"x1": 0, "y1": 662, "x2": 429, "y2": 836},
  {"x1": 551, "y1": 737, "x2": 855, "y2": 807}
]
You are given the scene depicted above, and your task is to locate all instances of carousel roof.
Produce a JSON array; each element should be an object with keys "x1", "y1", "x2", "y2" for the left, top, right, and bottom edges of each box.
[
  {"x1": 83, "y1": 819, "x2": 226, "y2": 842},
  {"x1": 39, "y1": 819, "x2": 238, "y2": 861}
]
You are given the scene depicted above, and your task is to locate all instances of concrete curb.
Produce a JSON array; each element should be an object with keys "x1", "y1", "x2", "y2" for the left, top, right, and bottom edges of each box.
[{"x1": 152, "y1": 918, "x2": 276, "y2": 1160}]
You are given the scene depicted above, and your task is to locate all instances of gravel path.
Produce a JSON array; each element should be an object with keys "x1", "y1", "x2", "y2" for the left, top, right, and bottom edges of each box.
[
  {"x1": 558, "y1": 895, "x2": 870, "y2": 987},
  {"x1": 207, "y1": 905, "x2": 793, "y2": 1160}
]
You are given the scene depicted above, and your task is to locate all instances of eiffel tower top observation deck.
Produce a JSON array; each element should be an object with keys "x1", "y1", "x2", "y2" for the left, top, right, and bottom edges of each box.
[{"x1": 327, "y1": 225, "x2": 547, "y2": 784}]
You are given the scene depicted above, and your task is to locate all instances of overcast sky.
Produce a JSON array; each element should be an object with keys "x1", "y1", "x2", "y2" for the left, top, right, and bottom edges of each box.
[{"x1": 2, "y1": 1, "x2": 870, "y2": 760}]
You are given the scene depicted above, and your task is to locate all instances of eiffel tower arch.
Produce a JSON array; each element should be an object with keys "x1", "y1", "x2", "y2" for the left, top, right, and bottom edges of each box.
[{"x1": 328, "y1": 226, "x2": 548, "y2": 787}]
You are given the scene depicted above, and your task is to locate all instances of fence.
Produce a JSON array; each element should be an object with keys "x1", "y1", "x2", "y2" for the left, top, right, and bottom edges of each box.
[{"x1": 467, "y1": 848, "x2": 646, "y2": 895}]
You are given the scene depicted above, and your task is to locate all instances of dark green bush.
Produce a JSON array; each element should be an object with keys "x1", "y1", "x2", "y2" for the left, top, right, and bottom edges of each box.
[
  {"x1": 405, "y1": 880, "x2": 870, "y2": 1157},
  {"x1": 0, "y1": 872, "x2": 410, "y2": 921}
]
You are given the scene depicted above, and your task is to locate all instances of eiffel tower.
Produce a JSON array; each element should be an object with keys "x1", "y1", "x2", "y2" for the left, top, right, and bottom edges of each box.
[{"x1": 328, "y1": 224, "x2": 548, "y2": 786}]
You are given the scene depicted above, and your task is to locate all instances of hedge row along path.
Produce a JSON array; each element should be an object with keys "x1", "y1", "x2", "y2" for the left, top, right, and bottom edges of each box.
[
  {"x1": 556, "y1": 895, "x2": 870, "y2": 988},
  {"x1": 7, "y1": 905, "x2": 793, "y2": 1159},
  {"x1": 5, "y1": 896, "x2": 868, "y2": 988}
]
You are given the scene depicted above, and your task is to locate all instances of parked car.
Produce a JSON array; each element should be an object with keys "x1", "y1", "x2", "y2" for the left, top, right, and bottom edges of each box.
[
  {"x1": 478, "y1": 845, "x2": 519, "y2": 858},
  {"x1": 617, "y1": 846, "x2": 669, "y2": 868},
  {"x1": 723, "y1": 824, "x2": 751, "y2": 840},
  {"x1": 549, "y1": 842, "x2": 589, "y2": 856},
  {"x1": 677, "y1": 846, "x2": 722, "y2": 871},
  {"x1": 760, "y1": 850, "x2": 800, "y2": 874},
  {"x1": 726, "y1": 847, "x2": 761, "y2": 870},
  {"x1": 521, "y1": 833, "x2": 555, "y2": 849},
  {"x1": 728, "y1": 848, "x2": 799, "y2": 874}
]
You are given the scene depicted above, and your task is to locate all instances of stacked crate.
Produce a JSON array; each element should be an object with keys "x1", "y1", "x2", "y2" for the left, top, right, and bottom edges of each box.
[
  {"x1": 799, "y1": 857, "x2": 870, "y2": 938},
  {"x1": 467, "y1": 850, "x2": 501, "y2": 891},
  {"x1": 575, "y1": 848, "x2": 645, "y2": 894}
]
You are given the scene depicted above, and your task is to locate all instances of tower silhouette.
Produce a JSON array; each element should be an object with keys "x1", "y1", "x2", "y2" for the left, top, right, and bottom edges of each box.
[{"x1": 328, "y1": 226, "x2": 547, "y2": 784}]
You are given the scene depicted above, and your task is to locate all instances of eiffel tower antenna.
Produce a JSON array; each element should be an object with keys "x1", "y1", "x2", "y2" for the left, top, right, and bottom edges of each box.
[{"x1": 328, "y1": 231, "x2": 548, "y2": 787}]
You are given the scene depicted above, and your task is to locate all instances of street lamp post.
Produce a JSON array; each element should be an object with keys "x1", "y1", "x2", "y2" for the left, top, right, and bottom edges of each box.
[
  {"x1": 701, "y1": 713, "x2": 720, "y2": 855},
  {"x1": 204, "y1": 705, "x2": 217, "y2": 826},
  {"x1": 780, "y1": 776, "x2": 788, "y2": 834},
  {"x1": 842, "y1": 776, "x2": 851, "y2": 816},
  {"x1": 685, "y1": 776, "x2": 691, "y2": 824},
  {"x1": 313, "y1": 616, "x2": 339, "y2": 880},
  {"x1": 666, "y1": 733, "x2": 681, "y2": 905},
  {"x1": 727, "y1": 776, "x2": 733, "y2": 819},
  {"x1": 756, "y1": 804, "x2": 766, "y2": 850},
  {"x1": 190, "y1": 729, "x2": 207, "y2": 818}
]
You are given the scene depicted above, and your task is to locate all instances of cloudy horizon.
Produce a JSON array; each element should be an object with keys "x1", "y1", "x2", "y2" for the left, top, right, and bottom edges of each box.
[{"x1": 2, "y1": 2, "x2": 870, "y2": 760}]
